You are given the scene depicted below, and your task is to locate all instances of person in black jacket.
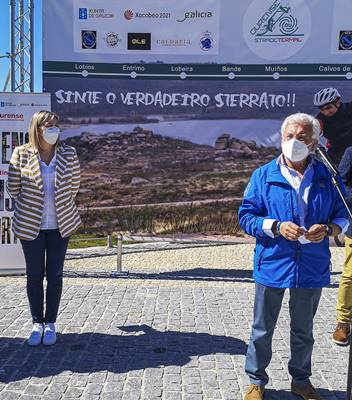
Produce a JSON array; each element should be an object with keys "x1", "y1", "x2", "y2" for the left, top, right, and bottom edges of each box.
[
  {"x1": 314, "y1": 87, "x2": 352, "y2": 166},
  {"x1": 333, "y1": 147, "x2": 352, "y2": 345}
]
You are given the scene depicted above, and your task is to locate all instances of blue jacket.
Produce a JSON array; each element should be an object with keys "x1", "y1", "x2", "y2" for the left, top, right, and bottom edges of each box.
[{"x1": 238, "y1": 157, "x2": 348, "y2": 288}]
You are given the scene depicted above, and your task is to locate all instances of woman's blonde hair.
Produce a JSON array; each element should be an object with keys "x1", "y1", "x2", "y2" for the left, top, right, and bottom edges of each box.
[{"x1": 28, "y1": 110, "x2": 60, "y2": 151}]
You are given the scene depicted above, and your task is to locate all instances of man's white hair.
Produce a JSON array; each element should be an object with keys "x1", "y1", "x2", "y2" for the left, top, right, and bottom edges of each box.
[{"x1": 281, "y1": 113, "x2": 321, "y2": 140}]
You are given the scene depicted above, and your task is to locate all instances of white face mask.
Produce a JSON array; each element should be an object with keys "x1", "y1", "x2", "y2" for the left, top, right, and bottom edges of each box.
[
  {"x1": 281, "y1": 138, "x2": 309, "y2": 162},
  {"x1": 43, "y1": 126, "x2": 60, "y2": 145}
]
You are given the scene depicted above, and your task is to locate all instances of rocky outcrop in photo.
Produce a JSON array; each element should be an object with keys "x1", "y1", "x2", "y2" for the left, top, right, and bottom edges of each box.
[{"x1": 64, "y1": 127, "x2": 279, "y2": 208}]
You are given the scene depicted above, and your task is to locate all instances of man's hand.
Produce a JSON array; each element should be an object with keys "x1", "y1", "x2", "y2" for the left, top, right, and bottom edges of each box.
[
  {"x1": 304, "y1": 224, "x2": 327, "y2": 243},
  {"x1": 279, "y1": 222, "x2": 305, "y2": 241}
]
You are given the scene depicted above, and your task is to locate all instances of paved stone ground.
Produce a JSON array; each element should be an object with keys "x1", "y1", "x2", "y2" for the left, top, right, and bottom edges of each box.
[{"x1": 0, "y1": 244, "x2": 349, "y2": 400}]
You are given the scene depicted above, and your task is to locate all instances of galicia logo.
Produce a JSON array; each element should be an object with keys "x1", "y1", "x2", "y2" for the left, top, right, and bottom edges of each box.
[
  {"x1": 81, "y1": 30, "x2": 97, "y2": 49},
  {"x1": 0, "y1": 101, "x2": 15, "y2": 108},
  {"x1": 339, "y1": 31, "x2": 352, "y2": 50},
  {"x1": 177, "y1": 10, "x2": 213, "y2": 23},
  {"x1": 200, "y1": 31, "x2": 213, "y2": 51},
  {"x1": 124, "y1": 10, "x2": 134, "y2": 20},
  {"x1": 79, "y1": 8, "x2": 114, "y2": 19},
  {"x1": 79, "y1": 8, "x2": 88, "y2": 19},
  {"x1": 243, "y1": 0, "x2": 311, "y2": 61}
]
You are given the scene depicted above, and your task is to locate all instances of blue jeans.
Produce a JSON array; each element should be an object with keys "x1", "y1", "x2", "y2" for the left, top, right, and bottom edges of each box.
[
  {"x1": 245, "y1": 283, "x2": 322, "y2": 387},
  {"x1": 21, "y1": 229, "x2": 69, "y2": 324}
]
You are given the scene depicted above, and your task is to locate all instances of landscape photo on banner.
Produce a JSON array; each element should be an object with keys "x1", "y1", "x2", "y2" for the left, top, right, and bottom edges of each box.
[{"x1": 42, "y1": 0, "x2": 352, "y2": 236}]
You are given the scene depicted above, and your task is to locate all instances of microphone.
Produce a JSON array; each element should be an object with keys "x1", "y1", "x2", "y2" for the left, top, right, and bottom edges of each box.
[{"x1": 315, "y1": 144, "x2": 339, "y2": 177}]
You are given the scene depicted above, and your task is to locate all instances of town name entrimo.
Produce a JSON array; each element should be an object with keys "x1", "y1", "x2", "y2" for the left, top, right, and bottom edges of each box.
[{"x1": 122, "y1": 65, "x2": 146, "y2": 71}]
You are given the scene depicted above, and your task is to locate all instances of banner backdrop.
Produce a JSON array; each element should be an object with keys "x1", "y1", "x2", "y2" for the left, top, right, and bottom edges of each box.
[
  {"x1": 43, "y1": 0, "x2": 352, "y2": 235},
  {"x1": 0, "y1": 93, "x2": 51, "y2": 273}
]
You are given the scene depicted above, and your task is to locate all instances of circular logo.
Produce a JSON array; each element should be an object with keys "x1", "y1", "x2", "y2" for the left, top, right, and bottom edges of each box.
[
  {"x1": 104, "y1": 32, "x2": 121, "y2": 47},
  {"x1": 243, "y1": 0, "x2": 311, "y2": 61},
  {"x1": 339, "y1": 31, "x2": 352, "y2": 50},
  {"x1": 124, "y1": 9, "x2": 134, "y2": 20},
  {"x1": 82, "y1": 31, "x2": 97, "y2": 49},
  {"x1": 200, "y1": 31, "x2": 213, "y2": 51}
]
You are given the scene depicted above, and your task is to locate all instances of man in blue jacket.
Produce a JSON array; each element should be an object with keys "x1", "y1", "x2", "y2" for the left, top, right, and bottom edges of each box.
[{"x1": 239, "y1": 113, "x2": 348, "y2": 400}]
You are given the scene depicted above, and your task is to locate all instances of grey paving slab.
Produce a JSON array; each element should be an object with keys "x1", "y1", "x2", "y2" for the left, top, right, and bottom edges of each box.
[{"x1": 0, "y1": 244, "x2": 349, "y2": 399}]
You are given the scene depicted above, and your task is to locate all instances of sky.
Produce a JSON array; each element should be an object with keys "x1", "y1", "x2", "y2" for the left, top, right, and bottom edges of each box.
[{"x1": 0, "y1": 0, "x2": 42, "y2": 92}]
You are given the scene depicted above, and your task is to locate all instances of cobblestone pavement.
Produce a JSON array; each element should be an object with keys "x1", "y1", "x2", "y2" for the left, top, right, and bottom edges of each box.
[{"x1": 0, "y1": 244, "x2": 349, "y2": 400}]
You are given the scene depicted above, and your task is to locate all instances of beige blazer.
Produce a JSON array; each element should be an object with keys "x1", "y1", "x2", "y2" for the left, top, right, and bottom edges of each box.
[{"x1": 8, "y1": 143, "x2": 81, "y2": 240}]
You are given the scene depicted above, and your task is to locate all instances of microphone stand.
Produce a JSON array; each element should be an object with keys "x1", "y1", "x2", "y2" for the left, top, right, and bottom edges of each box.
[
  {"x1": 315, "y1": 146, "x2": 352, "y2": 400},
  {"x1": 316, "y1": 146, "x2": 352, "y2": 221}
]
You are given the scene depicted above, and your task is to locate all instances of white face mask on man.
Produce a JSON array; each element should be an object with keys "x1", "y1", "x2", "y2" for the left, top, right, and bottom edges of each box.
[
  {"x1": 281, "y1": 138, "x2": 312, "y2": 163},
  {"x1": 43, "y1": 126, "x2": 60, "y2": 145}
]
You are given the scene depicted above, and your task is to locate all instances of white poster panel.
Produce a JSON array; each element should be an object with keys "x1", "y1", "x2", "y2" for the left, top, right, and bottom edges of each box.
[
  {"x1": 73, "y1": 0, "x2": 220, "y2": 55},
  {"x1": 330, "y1": 0, "x2": 352, "y2": 55},
  {"x1": 0, "y1": 93, "x2": 51, "y2": 274},
  {"x1": 44, "y1": 0, "x2": 348, "y2": 64},
  {"x1": 42, "y1": 0, "x2": 352, "y2": 236}
]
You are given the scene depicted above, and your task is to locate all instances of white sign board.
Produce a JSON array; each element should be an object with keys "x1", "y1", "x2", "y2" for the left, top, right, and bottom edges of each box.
[
  {"x1": 44, "y1": 0, "x2": 351, "y2": 64},
  {"x1": 0, "y1": 93, "x2": 51, "y2": 274},
  {"x1": 73, "y1": 0, "x2": 220, "y2": 55}
]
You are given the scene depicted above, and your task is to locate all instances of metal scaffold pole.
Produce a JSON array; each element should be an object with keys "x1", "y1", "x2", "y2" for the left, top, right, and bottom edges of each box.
[
  {"x1": 29, "y1": 0, "x2": 34, "y2": 91},
  {"x1": 9, "y1": 0, "x2": 34, "y2": 92}
]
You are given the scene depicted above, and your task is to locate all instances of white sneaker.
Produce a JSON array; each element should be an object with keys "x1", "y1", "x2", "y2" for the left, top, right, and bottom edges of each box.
[
  {"x1": 27, "y1": 323, "x2": 44, "y2": 346},
  {"x1": 43, "y1": 323, "x2": 57, "y2": 345}
]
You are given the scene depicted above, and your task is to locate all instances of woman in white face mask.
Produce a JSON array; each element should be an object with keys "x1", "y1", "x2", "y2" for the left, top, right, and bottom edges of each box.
[{"x1": 8, "y1": 110, "x2": 81, "y2": 347}]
